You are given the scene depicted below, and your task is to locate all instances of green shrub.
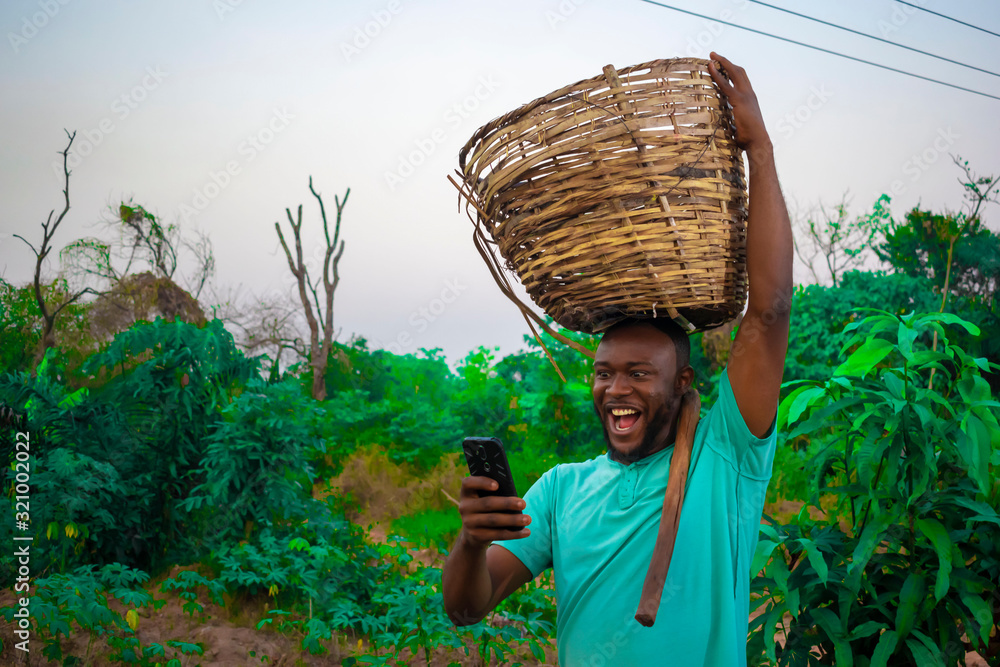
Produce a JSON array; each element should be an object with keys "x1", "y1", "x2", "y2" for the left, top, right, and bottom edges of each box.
[
  {"x1": 749, "y1": 311, "x2": 1000, "y2": 666},
  {"x1": 389, "y1": 508, "x2": 461, "y2": 551}
]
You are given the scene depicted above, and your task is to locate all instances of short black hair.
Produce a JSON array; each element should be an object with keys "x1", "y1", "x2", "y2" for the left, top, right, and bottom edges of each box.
[{"x1": 603, "y1": 318, "x2": 691, "y2": 370}]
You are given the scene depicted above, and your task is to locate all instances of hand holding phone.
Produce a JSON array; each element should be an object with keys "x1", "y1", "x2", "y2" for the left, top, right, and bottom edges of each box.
[{"x1": 459, "y1": 437, "x2": 530, "y2": 546}]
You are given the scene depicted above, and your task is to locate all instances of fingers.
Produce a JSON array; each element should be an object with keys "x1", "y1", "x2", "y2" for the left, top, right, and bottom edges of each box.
[
  {"x1": 707, "y1": 59, "x2": 729, "y2": 90},
  {"x1": 458, "y1": 476, "x2": 531, "y2": 545},
  {"x1": 709, "y1": 52, "x2": 751, "y2": 90},
  {"x1": 462, "y1": 513, "x2": 531, "y2": 547},
  {"x1": 465, "y1": 511, "x2": 531, "y2": 532},
  {"x1": 461, "y1": 475, "x2": 501, "y2": 496},
  {"x1": 710, "y1": 51, "x2": 735, "y2": 71},
  {"x1": 459, "y1": 482, "x2": 526, "y2": 515},
  {"x1": 709, "y1": 52, "x2": 743, "y2": 79}
]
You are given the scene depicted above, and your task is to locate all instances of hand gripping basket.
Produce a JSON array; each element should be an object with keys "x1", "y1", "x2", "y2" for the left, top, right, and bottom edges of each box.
[{"x1": 454, "y1": 58, "x2": 748, "y2": 348}]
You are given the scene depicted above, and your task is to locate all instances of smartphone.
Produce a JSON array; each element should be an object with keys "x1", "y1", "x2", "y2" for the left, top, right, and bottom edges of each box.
[{"x1": 462, "y1": 437, "x2": 520, "y2": 525}]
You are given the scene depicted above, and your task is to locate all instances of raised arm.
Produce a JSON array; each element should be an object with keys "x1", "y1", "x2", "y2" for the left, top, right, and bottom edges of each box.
[{"x1": 708, "y1": 52, "x2": 793, "y2": 437}]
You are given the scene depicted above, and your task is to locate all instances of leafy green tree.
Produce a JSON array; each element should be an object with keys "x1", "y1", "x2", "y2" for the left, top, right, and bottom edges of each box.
[
  {"x1": 876, "y1": 208, "x2": 1000, "y2": 304},
  {"x1": 0, "y1": 277, "x2": 91, "y2": 375},
  {"x1": 0, "y1": 318, "x2": 261, "y2": 574},
  {"x1": 749, "y1": 311, "x2": 1000, "y2": 666},
  {"x1": 784, "y1": 271, "x2": 940, "y2": 385}
]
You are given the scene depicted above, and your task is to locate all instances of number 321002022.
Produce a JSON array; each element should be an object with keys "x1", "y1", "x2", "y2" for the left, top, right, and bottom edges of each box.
[{"x1": 14, "y1": 431, "x2": 31, "y2": 521}]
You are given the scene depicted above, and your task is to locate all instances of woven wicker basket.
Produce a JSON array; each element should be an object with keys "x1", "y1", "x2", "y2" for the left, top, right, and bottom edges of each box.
[{"x1": 455, "y1": 58, "x2": 748, "y2": 338}]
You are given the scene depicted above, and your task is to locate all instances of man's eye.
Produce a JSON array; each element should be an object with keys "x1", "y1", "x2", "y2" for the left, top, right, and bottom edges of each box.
[
  {"x1": 631, "y1": 371, "x2": 647, "y2": 378},
  {"x1": 596, "y1": 371, "x2": 610, "y2": 379}
]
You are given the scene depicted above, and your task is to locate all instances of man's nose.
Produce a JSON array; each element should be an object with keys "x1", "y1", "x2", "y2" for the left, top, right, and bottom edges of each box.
[{"x1": 608, "y1": 374, "x2": 632, "y2": 396}]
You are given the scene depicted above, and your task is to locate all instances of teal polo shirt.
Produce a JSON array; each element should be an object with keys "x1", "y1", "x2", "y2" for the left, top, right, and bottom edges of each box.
[{"x1": 495, "y1": 369, "x2": 777, "y2": 667}]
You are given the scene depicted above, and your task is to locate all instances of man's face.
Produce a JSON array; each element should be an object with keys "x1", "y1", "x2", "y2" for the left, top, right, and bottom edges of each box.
[{"x1": 592, "y1": 323, "x2": 688, "y2": 464}]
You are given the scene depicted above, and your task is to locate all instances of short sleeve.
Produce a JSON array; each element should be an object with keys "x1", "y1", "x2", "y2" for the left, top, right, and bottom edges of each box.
[
  {"x1": 492, "y1": 467, "x2": 555, "y2": 577},
  {"x1": 712, "y1": 369, "x2": 778, "y2": 480}
]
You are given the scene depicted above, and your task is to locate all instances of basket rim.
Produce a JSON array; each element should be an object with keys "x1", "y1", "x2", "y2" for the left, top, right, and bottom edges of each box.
[{"x1": 458, "y1": 57, "x2": 724, "y2": 174}]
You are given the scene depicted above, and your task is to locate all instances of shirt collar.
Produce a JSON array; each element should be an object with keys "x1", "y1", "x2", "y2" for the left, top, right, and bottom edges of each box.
[{"x1": 602, "y1": 441, "x2": 675, "y2": 470}]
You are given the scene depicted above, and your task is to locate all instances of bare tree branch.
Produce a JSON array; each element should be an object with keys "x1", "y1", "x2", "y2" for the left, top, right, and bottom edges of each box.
[
  {"x1": 273, "y1": 178, "x2": 350, "y2": 400},
  {"x1": 15, "y1": 130, "x2": 100, "y2": 373},
  {"x1": 792, "y1": 191, "x2": 884, "y2": 287}
]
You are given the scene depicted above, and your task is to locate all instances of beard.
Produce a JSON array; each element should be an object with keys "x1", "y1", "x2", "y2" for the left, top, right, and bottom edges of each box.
[{"x1": 600, "y1": 400, "x2": 676, "y2": 465}]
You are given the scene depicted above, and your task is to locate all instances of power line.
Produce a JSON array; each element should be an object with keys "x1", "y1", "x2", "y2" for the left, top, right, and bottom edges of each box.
[
  {"x1": 637, "y1": 0, "x2": 1000, "y2": 102},
  {"x1": 747, "y1": 0, "x2": 1000, "y2": 79},
  {"x1": 894, "y1": 0, "x2": 1000, "y2": 40}
]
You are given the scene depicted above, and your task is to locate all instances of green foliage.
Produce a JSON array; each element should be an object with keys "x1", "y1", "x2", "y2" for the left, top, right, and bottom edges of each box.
[
  {"x1": 389, "y1": 507, "x2": 461, "y2": 551},
  {"x1": 181, "y1": 371, "x2": 346, "y2": 544},
  {"x1": 0, "y1": 318, "x2": 265, "y2": 575},
  {"x1": 784, "y1": 271, "x2": 940, "y2": 385},
  {"x1": 749, "y1": 311, "x2": 1000, "y2": 666},
  {"x1": 0, "y1": 563, "x2": 168, "y2": 664},
  {"x1": 876, "y1": 207, "x2": 1000, "y2": 303},
  {"x1": 0, "y1": 277, "x2": 92, "y2": 374},
  {"x1": 159, "y1": 569, "x2": 226, "y2": 620},
  {"x1": 319, "y1": 328, "x2": 607, "y2": 468}
]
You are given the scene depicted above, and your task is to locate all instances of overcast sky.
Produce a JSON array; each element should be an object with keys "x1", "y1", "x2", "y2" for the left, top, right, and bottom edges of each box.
[{"x1": 2, "y1": 0, "x2": 999, "y2": 364}]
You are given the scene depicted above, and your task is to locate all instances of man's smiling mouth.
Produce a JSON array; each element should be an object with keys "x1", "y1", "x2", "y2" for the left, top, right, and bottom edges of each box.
[{"x1": 609, "y1": 407, "x2": 641, "y2": 432}]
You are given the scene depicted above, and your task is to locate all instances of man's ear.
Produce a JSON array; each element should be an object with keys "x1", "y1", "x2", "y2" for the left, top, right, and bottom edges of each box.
[{"x1": 676, "y1": 365, "x2": 695, "y2": 393}]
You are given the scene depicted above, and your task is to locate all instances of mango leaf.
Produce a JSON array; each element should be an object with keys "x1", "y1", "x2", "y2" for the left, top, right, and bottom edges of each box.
[
  {"x1": 960, "y1": 592, "x2": 993, "y2": 645},
  {"x1": 847, "y1": 620, "x2": 888, "y2": 641},
  {"x1": 796, "y1": 538, "x2": 829, "y2": 585},
  {"x1": 836, "y1": 339, "x2": 894, "y2": 378},
  {"x1": 946, "y1": 496, "x2": 1000, "y2": 526},
  {"x1": 959, "y1": 413, "x2": 991, "y2": 496},
  {"x1": 849, "y1": 513, "x2": 893, "y2": 576},
  {"x1": 914, "y1": 312, "x2": 980, "y2": 336},
  {"x1": 780, "y1": 384, "x2": 826, "y2": 429},
  {"x1": 957, "y1": 375, "x2": 992, "y2": 404},
  {"x1": 914, "y1": 518, "x2": 952, "y2": 601},
  {"x1": 811, "y1": 607, "x2": 851, "y2": 667},
  {"x1": 971, "y1": 356, "x2": 994, "y2": 373},
  {"x1": 751, "y1": 539, "x2": 780, "y2": 577},
  {"x1": 764, "y1": 605, "x2": 782, "y2": 662},
  {"x1": 895, "y1": 572, "x2": 926, "y2": 640},
  {"x1": 870, "y1": 630, "x2": 899, "y2": 667},
  {"x1": 905, "y1": 637, "x2": 944, "y2": 667},
  {"x1": 896, "y1": 321, "x2": 920, "y2": 362}
]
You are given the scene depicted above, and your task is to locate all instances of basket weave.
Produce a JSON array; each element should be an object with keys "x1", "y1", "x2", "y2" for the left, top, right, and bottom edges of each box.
[{"x1": 457, "y1": 58, "x2": 748, "y2": 335}]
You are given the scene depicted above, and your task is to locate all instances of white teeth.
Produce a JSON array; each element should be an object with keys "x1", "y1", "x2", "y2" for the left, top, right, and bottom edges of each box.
[{"x1": 610, "y1": 408, "x2": 638, "y2": 416}]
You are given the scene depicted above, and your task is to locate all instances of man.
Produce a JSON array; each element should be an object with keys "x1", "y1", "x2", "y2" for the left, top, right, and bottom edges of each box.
[{"x1": 442, "y1": 52, "x2": 792, "y2": 666}]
